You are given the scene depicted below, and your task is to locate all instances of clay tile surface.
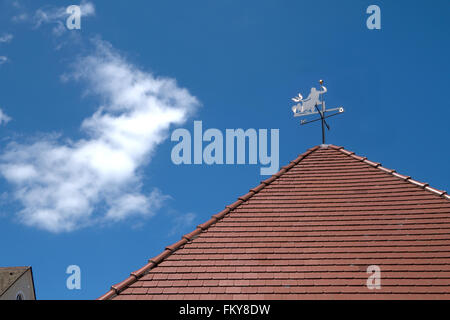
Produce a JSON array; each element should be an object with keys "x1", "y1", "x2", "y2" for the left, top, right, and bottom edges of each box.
[{"x1": 99, "y1": 145, "x2": 450, "y2": 300}]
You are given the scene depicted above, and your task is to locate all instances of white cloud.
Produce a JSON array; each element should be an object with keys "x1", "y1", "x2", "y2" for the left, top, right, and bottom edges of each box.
[
  {"x1": 0, "y1": 56, "x2": 8, "y2": 65},
  {"x1": 0, "y1": 108, "x2": 11, "y2": 125},
  {"x1": 0, "y1": 40, "x2": 199, "y2": 232},
  {"x1": 0, "y1": 34, "x2": 13, "y2": 43}
]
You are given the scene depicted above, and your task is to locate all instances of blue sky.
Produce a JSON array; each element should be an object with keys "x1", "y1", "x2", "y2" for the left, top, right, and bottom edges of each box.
[{"x1": 0, "y1": 0, "x2": 448, "y2": 299}]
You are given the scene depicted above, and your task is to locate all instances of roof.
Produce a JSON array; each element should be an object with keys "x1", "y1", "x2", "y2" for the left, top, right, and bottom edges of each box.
[
  {"x1": 0, "y1": 267, "x2": 30, "y2": 297},
  {"x1": 99, "y1": 144, "x2": 450, "y2": 300}
]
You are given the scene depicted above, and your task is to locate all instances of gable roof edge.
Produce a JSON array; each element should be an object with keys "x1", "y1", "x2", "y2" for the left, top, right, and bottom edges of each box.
[{"x1": 328, "y1": 145, "x2": 449, "y2": 200}]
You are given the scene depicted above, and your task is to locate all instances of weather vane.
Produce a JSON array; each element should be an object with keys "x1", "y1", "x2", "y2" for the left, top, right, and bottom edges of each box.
[{"x1": 291, "y1": 80, "x2": 344, "y2": 144}]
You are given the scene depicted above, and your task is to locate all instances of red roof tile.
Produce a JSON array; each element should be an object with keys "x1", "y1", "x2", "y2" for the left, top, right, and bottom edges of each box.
[{"x1": 98, "y1": 145, "x2": 450, "y2": 300}]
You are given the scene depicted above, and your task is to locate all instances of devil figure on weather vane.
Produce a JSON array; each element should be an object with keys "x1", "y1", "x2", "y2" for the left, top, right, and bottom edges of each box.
[{"x1": 291, "y1": 80, "x2": 344, "y2": 144}]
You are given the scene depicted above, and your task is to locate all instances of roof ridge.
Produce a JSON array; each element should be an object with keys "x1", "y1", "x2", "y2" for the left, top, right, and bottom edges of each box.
[
  {"x1": 97, "y1": 145, "x2": 322, "y2": 300},
  {"x1": 328, "y1": 145, "x2": 450, "y2": 200}
]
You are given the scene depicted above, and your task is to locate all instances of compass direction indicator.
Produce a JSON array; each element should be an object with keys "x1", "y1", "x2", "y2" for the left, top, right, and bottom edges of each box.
[{"x1": 291, "y1": 80, "x2": 344, "y2": 144}]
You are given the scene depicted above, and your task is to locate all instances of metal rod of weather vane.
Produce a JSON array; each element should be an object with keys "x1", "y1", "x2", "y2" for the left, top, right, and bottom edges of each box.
[
  {"x1": 314, "y1": 103, "x2": 325, "y2": 144},
  {"x1": 322, "y1": 113, "x2": 325, "y2": 144},
  {"x1": 321, "y1": 89, "x2": 327, "y2": 144}
]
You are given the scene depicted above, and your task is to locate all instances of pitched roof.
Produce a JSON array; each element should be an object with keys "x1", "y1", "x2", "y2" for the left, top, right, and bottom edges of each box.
[
  {"x1": 98, "y1": 144, "x2": 450, "y2": 300},
  {"x1": 0, "y1": 267, "x2": 30, "y2": 297}
]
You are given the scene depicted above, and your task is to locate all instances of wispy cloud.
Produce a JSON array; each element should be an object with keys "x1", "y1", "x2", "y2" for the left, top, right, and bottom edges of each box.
[
  {"x1": 11, "y1": 1, "x2": 21, "y2": 8},
  {"x1": 12, "y1": 13, "x2": 28, "y2": 23},
  {"x1": 0, "y1": 39, "x2": 199, "y2": 232},
  {"x1": 169, "y1": 212, "x2": 197, "y2": 236},
  {"x1": 0, "y1": 56, "x2": 8, "y2": 65},
  {"x1": 34, "y1": 1, "x2": 95, "y2": 36},
  {"x1": 0, "y1": 108, "x2": 11, "y2": 125},
  {"x1": 0, "y1": 34, "x2": 13, "y2": 66},
  {"x1": 11, "y1": 1, "x2": 95, "y2": 36},
  {"x1": 0, "y1": 34, "x2": 13, "y2": 43}
]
